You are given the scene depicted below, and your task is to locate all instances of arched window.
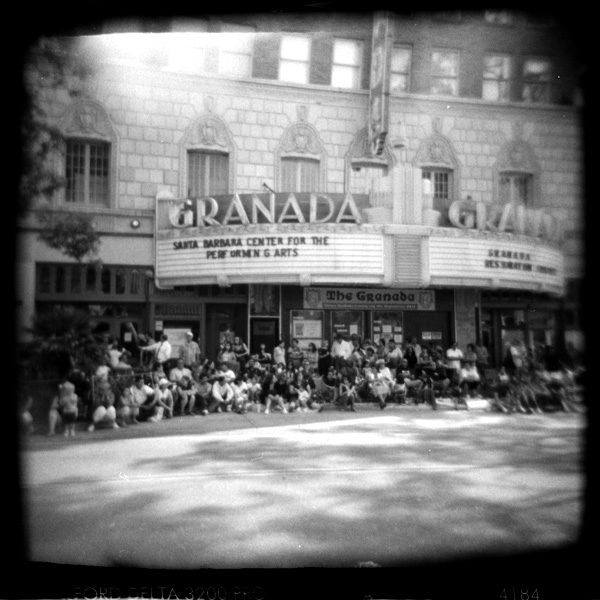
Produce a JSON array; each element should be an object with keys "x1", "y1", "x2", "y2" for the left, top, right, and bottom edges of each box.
[
  {"x1": 495, "y1": 140, "x2": 539, "y2": 207},
  {"x1": 181, "y1": 114, "x2": 235, "y2": 197},
  {"x1": 59, "y1": 100, "x2": 118, "y2": 207}
]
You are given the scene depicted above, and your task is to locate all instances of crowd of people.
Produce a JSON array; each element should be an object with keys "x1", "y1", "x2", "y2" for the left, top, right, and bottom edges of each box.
[{"x1": 38, "y1": 331, "x2": 585, "y2": 438}]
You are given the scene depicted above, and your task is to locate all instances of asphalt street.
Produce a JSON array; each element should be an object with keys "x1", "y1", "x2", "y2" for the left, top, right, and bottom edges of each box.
[{"x1": 18, "y1": 403, "x2": 586, "y2": 579}]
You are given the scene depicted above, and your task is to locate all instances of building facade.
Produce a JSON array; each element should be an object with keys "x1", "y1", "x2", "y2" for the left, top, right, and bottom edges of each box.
[{"x1": 17, "y1": 10, "x2": 585, "y2": 366}]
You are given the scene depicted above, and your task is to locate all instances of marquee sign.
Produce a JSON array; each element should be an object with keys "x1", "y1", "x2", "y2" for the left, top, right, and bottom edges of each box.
[
  {"x1": 155, "y1": 231, "x2": 385, "y2": 286},
  {"x1": 428, "y1": 233, "x2": 564, "y2": 294}
]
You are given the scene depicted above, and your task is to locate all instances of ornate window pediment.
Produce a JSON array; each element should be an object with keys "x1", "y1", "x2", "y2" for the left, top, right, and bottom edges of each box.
[
  {"x1": 413, "y1": 133, "x2": 457, "y2": 169},
  {"x1": 347, "y1": 127, "x2": 394, "y2": 170},
  {"x1": 61, "y1": 100, "x2": 115, "y2": 141},
  {"x1": 496, "y1": 140, "x2": 538, "y2": 174}
]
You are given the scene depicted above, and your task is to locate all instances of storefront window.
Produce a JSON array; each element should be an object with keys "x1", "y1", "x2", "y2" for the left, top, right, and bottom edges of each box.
[
  {"x1": 372, "y1": 312, "x2": 403, "y2": 344},
  {"x1": 101, "y1": 267, "x2": 112, "y2": 294},
  {"x1": 115, "y1": 268, "x2": 127, "y2": 295},
  {"x1": 291, "y1": 310, "x2": 323, "y2": 350},
  {"x1": 331, "y1": 310, "x2": 364, "y2": 340}
]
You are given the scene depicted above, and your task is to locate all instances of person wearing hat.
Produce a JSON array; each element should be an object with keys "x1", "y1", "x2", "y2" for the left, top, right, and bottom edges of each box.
[
  {"x1": 179, "y1": 331, "x2": 201, "y2": 370},
  {"x1": 154, "y1": 378, "x2": 174, "y2": 420}
]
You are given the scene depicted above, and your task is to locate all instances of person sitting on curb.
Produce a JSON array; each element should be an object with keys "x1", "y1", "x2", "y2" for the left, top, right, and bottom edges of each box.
[
  {"x1": 87, "y1": 379, "x2": 119, "y2": 432},
  {"x1": 337, "y1": 375, "x2": 358, "y2": 412},
  {"x1": 231, "y1": 373, "x2": 251, "y2": 414},
  {"x1": 116, "y1": 382, "x2": 137, "y2": 427},
  {"x1": 193, "y1": 371, "x2": 212, "y2": 416},
  {"x1": 265, "y1": 372, "x2": 289, "y2": 414},
  {"x1": 210, "y1": 374, "x2": 234, "y2": 413},
  {"x1": 154, "y1": 378, "x2": 174, "y2": 420},
  {"x1": 176, "y1": 375, "x2": 198, "y2": 416},
  {"x1": 130, "y1": 375, "x2": 153, "y2": 422},
  {"x1": 456, "y1": 361, "x2": 480, "y2": 410},
  {"x1": 396, "y1": 358, "x2": 424, "y2": 404},
  {"x1": 169, "y1": 358, "x2": 193, "y2": 415}
]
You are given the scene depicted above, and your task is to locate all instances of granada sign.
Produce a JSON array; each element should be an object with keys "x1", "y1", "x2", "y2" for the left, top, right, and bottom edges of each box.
[
  {"x1": 168, "y1": 193, "x2": 368, "y2": 228},
  {"x1": 303, "y1": 287, "x2": 435, "y2": 310},
  {"x1": 448, "y1": 199, "x2": 561, "y2": 242}
]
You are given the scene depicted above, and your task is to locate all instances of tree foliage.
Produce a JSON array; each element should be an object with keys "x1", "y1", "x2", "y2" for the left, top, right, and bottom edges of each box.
[
  {"x1": 26, "y1": 305, "x2": 108, "y2": 378},
  {"x1": 38, "y1": 212, "x2": 101, "y2": 263},
  {"x1": 20, "y1": 36, "x2": 97, "y2": 215}
]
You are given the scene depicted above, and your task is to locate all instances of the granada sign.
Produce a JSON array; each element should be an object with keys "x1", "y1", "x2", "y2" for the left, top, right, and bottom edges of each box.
[
  {"x1": 448, "y1": 198, "x2": 561, "y2": 242},
  {"x1": 168, "y1": 193, "x2": 368, "y2": 228}
]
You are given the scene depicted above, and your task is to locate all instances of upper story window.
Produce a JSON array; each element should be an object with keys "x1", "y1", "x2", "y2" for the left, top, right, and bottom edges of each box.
[
  {"x1": 279, "y1": 34, "x2": 311, "y2": 84},
  {"x1": 522, "y1": 57, "x2": 552, "y2": 103},
  {"x1": 391, "y1": 45, "x2": 411, "y2": 93},
  {"x1": 422, "y1": 169, "x2": 453, "y2": 200},
  {"x1": 280, "y1": 157, "x2": 320, "y2": 192},
  {"x1": 431, "y1": 50, "x2": 459, "y2": 96},
  {"x1": 65, "y1": 140, "x2": 110, "y2": 206},
  {"x1": 218, "y1": 25, "x2": 255, "y2": 78},
  {"x1": 499, "y1": 172, "x2": 533, "y2": 206},
  {"x1": 331, "y1": 38, "x2": 362, "y2": 89},
  {"x1": 483, "y1": 54, "x2": 512, "y2": 102},
  {"x1": 187, "y1": 151, "x2": 229, "y2": 197},
  {"x1": 484, "y1": 10, "x2": 516, "y2": 25}
]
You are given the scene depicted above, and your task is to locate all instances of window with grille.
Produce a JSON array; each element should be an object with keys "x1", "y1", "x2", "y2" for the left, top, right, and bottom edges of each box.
[
  {"x1": 422, "y1": 169, "x2": 452, "y2": 200},
  {"x1": 499, "y1": 172, "x2": 532, "y2": 206},
  {"x1": 219, "y1": 31, "x2": 254, "y2": 78},
  {"x1": 391, "y1": 46, "x2": 411, "y2": 93},
  {"x1": 431, "y1": 50, "x2": 459, "y2": 96},
  {"x1": 279, "y1": 34, "x2": 311, "y2": 84},
  {"x1": 187, "y1": 151, "x2": 229, "y2": 197},
  {"x1": 522, "y1": 57, "x2": 552, "y2": 103},
  {"x1": 281, "y1": 158, "x2": 320, "y2": 192},
  {"x1": 65, "y1": 140, "x2": 110, "y2": 205},
  {"x1": 483, "y1": 54, "x2": 512, "y2": 102},
  {"x1": 331, "y1": 38, "x2": 362, "y2": 89}
]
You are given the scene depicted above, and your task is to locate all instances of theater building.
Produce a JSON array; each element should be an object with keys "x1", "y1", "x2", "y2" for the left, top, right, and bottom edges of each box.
[{"x1": 17, "y1": 10, "x2": 584, "y2": 366}]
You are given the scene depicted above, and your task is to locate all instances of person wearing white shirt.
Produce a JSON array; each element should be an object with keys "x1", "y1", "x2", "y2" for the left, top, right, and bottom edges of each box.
[
  {"x1": 445, "y1": 341, "x2": 464, "y2": 383},
  {"x1": 142, "y1": 334, "x2": 172, "y2": 366},
  {"x1": 331, "y1": 334, "x2": 353, "y2": 370},
  {"x1": 211, "y1": 375, "x2": 234, "y2": 413}
]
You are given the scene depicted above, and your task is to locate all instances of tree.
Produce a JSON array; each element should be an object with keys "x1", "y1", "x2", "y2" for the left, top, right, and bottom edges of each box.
[
  {"x1": 38, "y1": 212, "x2": 101, "y2": 263},
  {"x1": 25, "y1": 306, "x2": 108, "y2": 379}
]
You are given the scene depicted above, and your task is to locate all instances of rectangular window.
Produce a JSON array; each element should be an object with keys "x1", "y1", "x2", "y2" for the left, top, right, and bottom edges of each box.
[
  {"x1": 187, "y1": 151, "x2": 229, "y2": 197},
  {"x1": 281, "y1": 158, "x2": 320, "y2": 192},
  {"x1": 422, "y1": 169, "x2": 451, "y2": 200},
  {"x1": 66, "y1": 141, "x2": 110, "y2": 205},
  {"x1": 499, "y1": 173, "x2": 532, "y2": 205},
  {"x1": 391, "y1": 45, "x2": 411, "y2": 93},
  {"x1": 331, "y1": 38, "x2": 362, "y2": 89},
  {"x1": 431, "y1": 50, "x2": 459, "y2": 96},
  {"x1": 219, "y1": 31, "x2": 254, "y2": 78},
  {"x1": 483, "y1": 54, "x2": 511, "y2": 102},
  {"x1": 522, "y1": 57, "x2": 552, "y2": 103},
  {"x1": 279, "y1": 34, "x2": 311, "y2": 84}
]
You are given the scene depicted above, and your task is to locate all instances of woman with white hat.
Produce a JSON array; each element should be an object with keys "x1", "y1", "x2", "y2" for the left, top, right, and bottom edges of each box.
[{"x1": 153, "y1": 378, "x2": 174, "y2": 420}]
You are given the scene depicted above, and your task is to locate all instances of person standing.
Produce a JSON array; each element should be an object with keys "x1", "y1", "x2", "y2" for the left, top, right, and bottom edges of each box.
[
  {"x1": 445, "y1": 341, "x2": 464, "y2": 384},
  {"x1": 142, "y1": 333, "x2": 172, "y2": 367},
  {"x1": 179, "y1": 331, "x2": 201, "y2": 370},
  {"x1": 232, "y1": 336, "x2": 250, "y2": 371},
  {"x1": 273, "y1": 340, "x2": 287, "y2": 368},
  {"x1": 331, "y1": 333, "x2": 352, "y2": 370}
]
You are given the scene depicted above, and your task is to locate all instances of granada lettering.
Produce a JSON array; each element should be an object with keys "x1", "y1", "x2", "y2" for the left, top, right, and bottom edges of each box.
[
  {"x1": 448, "y1": 199, "x2": 561, "y2": 242},
  {"x1": 169, "y1": 193, "x2": 362, "y2": 228}
]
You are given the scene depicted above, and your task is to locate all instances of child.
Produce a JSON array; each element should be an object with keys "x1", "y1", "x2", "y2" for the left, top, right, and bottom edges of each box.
[{"x1": 58, "y1": 381, "x2": 79, "y2": 437}]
